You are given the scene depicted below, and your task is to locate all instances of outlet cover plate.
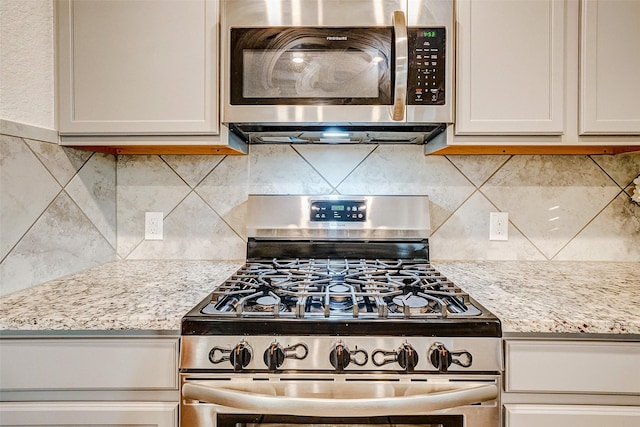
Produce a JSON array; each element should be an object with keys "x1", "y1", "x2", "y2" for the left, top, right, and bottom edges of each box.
[
  {"x1": 145, "y1": 212, "x2": 163, "y2": 240},
  {"x1": 489, "y1": 212, "x2": 508, "y2": 241}
]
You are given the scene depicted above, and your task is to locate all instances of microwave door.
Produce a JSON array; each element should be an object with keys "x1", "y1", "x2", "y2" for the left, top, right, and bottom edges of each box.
[{"x1": 226, "y1": 21, "x2": 409, "y2": 123}]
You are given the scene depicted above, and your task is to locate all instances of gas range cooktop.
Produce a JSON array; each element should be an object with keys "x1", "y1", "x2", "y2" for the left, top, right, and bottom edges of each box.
[
  {"x1": 182, "y1": 195, "x2": 501, "y2": 337},
  {"x1": 182, "y1": 257, "x2": 500, "y2": 337}
]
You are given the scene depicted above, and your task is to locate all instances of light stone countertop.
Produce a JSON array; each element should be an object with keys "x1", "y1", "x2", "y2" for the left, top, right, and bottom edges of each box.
[
  {"x1": 432, "y1": 261, "x2": 640, "y2": 336},
  {"x1": 0, "y1": 260, "x2": 242, "y2": 333},
  {"x1": 0, "y1": 260, "x2": 638, "y2": 337}
]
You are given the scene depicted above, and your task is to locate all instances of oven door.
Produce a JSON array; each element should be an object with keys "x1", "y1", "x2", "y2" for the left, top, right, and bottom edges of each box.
[{"x1": 180, "y1": 375, "x2": 500, "y2": 427}]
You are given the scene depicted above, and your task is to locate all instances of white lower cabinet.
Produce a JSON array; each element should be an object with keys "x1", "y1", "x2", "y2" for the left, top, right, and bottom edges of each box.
[
  {"x1": 503, "y1": 339, "x2": 640, "y2": 427},
  {"x1": 0, "y1": 402, "x2": 177, "y2": 426},
  {"x1": 0, "y1": 336, "x2": 179, "y2": 427},
  {"x1": 505, "y1": 404, "x2": 640, "y2": 427}
]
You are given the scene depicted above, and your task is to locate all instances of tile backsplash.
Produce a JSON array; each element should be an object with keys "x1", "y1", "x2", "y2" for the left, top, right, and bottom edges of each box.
[
  {"x1": 2, "y1": 133, "x2": 639, "y2": 296},
  {"x1": 1, "y1": 134, "x2": 116, "y2": 295}
]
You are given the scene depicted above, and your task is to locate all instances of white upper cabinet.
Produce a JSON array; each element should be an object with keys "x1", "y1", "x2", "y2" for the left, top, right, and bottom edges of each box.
[
  {"x1": 455, "y1": 0, "x2": 565, "y2": 135},
  {"x1": 580, "y1": 0, "x2": 640, "y2": 134},
  {"x1": 56, "y1": 0, "x2": 219, "y2": 136}
]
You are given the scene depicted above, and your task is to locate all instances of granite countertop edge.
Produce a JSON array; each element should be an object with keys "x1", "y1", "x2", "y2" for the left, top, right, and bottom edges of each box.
[{"x1": 0, "y1": 260, "x2": 638, "y2": 338}]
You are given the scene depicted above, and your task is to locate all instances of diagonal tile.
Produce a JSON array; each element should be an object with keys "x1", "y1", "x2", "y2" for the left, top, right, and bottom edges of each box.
[
  {"x1": 66, "y1": 153, "x2": 116, "y2": 248},
  {"x1": 294, "y1": 145, "x2": 375, "y2": 188},
  {"x1": 481, "y1": 155, "x2": 621, "y2": 259},
  {"x1": 591, "y1": 152, "x2": 640, "y2": 188},
  {"x1": 161, "y1": 154, "x2": 225, "y2": 188},
  {"x1": 0, "y1": 192, "x2": 115, "y2": 296},
  {"x1": 430, "y1": 192, "x2": 546, "y2": 261},
  {"x1": 446, "y1": 154, "x2": 510, "y2": 187},
  {"x1": 25, "y1": 138, "x2": 92, "y2": 186},
  {"x1": 554, "y1": 193, "x2": 640, "y2": 261},
  {"x1": 127, "y1": 192, "x2": 245, "y2": 260},
  {"x1": 196, "y1": 155, "x2": 249, "y2": 240},
  {"x1": 248, "y1": 145, "x2": 334, "y2": 194},
  {"x1": 337, "y1": 145, "x2": 475, "y2": 231},
  {"x1": 116, "y1": 155, "x2": 191, "y2": 258},
  {"x1": 1, "y1": 135, "x2": 61, "y2": 260}
]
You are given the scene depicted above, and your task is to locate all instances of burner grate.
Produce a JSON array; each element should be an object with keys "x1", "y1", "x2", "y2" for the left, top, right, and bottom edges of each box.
[{"x1": 201, "y1": 259, "x2": 482, "y2": 319}]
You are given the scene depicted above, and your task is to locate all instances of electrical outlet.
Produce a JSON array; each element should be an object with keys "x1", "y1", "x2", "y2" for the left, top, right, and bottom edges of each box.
[
  {"x1": 489, "y1": 212, "x2": 508, "y2": 241},
  {"x1": 145, "y1": 212, "x2": 163, "y2": 240}
]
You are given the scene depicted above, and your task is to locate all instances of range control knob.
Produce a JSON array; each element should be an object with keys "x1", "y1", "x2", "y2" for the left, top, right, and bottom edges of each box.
[
  {"x1": 263, "y1": 342, "x2": 309, "y2": 371},
  {"x1": 429, "y1": 342, "x2": 472, "y2": 372},
  {"x1": 329, "y1": 341, "x2": 368, "y2": 372},
  {"x1": 264, "y1": 343, "x2": 285, "y2": 370},
  {"x1": 397, "y1": 343, "x2": 419, "y2": 372},
  {"x1": 230, "y1": 342, "x2": 252, "y2": 371},
  {"x1": 372, "y1": 342, "x2": 418, "y2": 372}
]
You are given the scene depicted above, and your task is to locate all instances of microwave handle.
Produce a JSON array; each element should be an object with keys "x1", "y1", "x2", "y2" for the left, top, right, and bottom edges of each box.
[
  {"x1": 392, "y1": 10, "x2": 408, "y2": 121},
  {"x1": 182, "y1": 382, "x2": 497, "y2": 417}
]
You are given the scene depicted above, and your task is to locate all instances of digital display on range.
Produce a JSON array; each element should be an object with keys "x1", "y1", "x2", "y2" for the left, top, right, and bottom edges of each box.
[{"x1": 310, "y1": 200, "x2": 367, "y2": 222}]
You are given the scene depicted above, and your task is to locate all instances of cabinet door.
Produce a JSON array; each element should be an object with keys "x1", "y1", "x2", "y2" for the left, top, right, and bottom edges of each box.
[
  {"x1": 57, "y1": 0, "x2": 218, "y2": 135},
  {"x1": 455, "y1": 0, "x2": 565, "y2": 134},
  {"x1": 505, "y1": 404, "x2": 640, "y2": 427},
  {"x1": 580, "y1": 0, "x2": 640, "y2": 134},
  {"x1": 0, "y1": 402, "x2": 177, "y2": 426},
  {"x1": 0, "y1": 338, "x2": 178, "y2": 390},
  {"x1": 505, "y1": 340, "x2": 640, "y2": 394}
]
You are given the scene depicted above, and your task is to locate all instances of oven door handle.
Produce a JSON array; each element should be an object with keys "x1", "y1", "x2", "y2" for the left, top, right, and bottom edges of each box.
[
  {"x1": 182, "y1": 382, "x2": 497, "y2": 417},
  {"x1": 392, "y1": 10, "x2": 408, "y2": 121}
]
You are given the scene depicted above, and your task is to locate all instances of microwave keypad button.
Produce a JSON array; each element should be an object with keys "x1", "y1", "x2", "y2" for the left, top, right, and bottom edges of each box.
[{"x1": 408, "y1": 28, "x2": 446, "y2": 105}]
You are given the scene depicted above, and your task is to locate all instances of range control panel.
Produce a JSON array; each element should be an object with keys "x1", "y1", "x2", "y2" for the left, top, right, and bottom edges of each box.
[
  {"x1": 408, "y1": 27, "x2": 446, "y2": 105},
  {"x1": 310, "y1": 200, "x2": 367, "y2": 222}
]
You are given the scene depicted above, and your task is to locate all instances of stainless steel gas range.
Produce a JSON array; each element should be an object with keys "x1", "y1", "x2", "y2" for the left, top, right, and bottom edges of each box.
[{"x1": 180, "y1": 195, "x2": 502, "y2": 427}]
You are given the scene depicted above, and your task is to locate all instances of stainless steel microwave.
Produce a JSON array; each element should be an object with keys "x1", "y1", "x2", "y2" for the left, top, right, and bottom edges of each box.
[{"x1": 220, "y1": 0, "x2": 454, "y2": 144}]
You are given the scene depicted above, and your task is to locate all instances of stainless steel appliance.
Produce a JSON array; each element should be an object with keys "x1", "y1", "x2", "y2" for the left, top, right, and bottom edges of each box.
[
  {"x1": 221, "y1": 0, "x2": 454, "y2": 145},
  {"x1": 180, "y1": 195, "x2": 502, "y2": 427}
]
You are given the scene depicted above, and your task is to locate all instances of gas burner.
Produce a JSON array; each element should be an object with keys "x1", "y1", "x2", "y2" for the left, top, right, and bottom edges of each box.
[
  {"x1": 328, "y1": 284, "x2": 351, "y2": 294},
  {"x1": 392, "y1": 294, "x2": 429, "y2": 309}
]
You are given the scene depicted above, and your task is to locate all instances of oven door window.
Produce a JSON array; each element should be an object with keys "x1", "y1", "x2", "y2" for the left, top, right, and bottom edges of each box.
[
  {"x1": 230, "y1": 27, "x2": 393, "y2": 105},
  {"x1": 218, "y1": 414, "x2": 462, "y2": 427}
]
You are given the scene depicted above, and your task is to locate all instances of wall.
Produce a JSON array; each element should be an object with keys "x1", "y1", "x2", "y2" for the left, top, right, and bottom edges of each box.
[
  {"x1": 2, "y1": 137, "x2": 638, "y2": 296},
  {"x1": 116, "y1": 145, "x2": 640, "y2": 263},
  {"x1": 0, "y1": 0, "x2": 55, "y2": 130},
  {"x1": 0, "y1": 134, "x2": 116, "y2": 296}
]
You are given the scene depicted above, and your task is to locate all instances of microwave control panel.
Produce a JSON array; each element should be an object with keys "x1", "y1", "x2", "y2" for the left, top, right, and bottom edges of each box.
[
  {"x1": 310, "y1": 200, "x2": 367, "y2": 222},
  {"x1": 408, "y1": 28, "x2": 446, "y2": 105}
]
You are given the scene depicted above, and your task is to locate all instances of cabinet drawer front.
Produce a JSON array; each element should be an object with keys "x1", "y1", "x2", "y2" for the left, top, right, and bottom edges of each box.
[
  {"x1": 505, "y1": 341, "x2": 640, "y2": 394},
  {"x1": 505, "y1": 404, "x2": 640, "y2": 427},
  {"x1": 0, "y1": 338, "x2": 178, "y2": 391},
  {"x1": 0, "y1": 402, "x2": 177, "y2": 426}
]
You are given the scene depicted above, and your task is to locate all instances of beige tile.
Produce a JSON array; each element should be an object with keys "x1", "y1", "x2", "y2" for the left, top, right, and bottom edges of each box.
[
  {"x1": 446, "y1": 155, "x2": 510, "y2": 187},
  {"x1": 482, "y1": 155, "x2": 620, "y2": 259},
  {"x1": 116, "y1": 155, "x2": 191, "y2": 258},
  {"x1": 294, "y1": 145, "x2": 375, "y2": 188},
  {"x1": 0, "y1": 135, "x2": 60, "y2": 260},
  {"x1": 248, "y1": 145, "x2": 333, "y2": 194},
  {"x1": 554, "y1": 193, "x2": 640, "y2": 261},
  {"x1": 591, "y1": 152, "x2": 640, "y2": 188},
  {"x1": 196, "y1": 155, "x2": 249, "y2": 240},
  {"x1": 431, "y1": 192, "x2": 546, "y2": 261},
  {"x1": 337, "y1": 145, "x2": 475, "y2": 231},
  {"x1": 0, "y1": 193, "x2": 115, "y2": 296},
  {"x1": 25, "y1": 139, "x2": 92, "y2": 186},
  {"x1": 66, "y1": 153, "x2": 116, "y2": 248},
  {"x1": 127, "y1": 192, "x2": 245, "y2": 260},
  {"x1": 161, "y1": 154, "x2": 224, "y2": 188}
]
